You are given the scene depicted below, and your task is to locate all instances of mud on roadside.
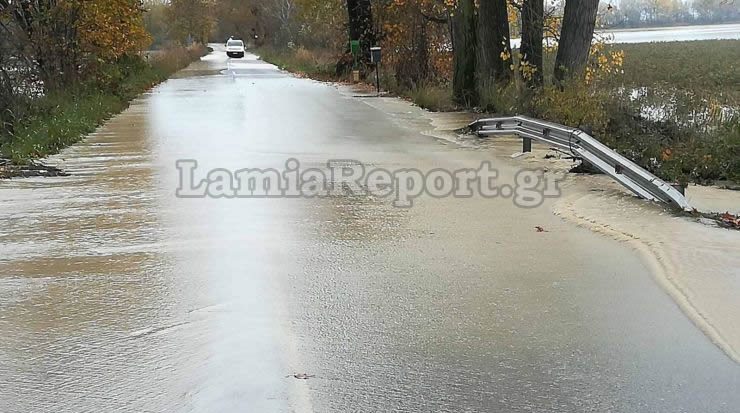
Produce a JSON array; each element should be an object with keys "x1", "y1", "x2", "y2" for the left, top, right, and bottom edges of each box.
[{"x1": 0, "y1": 158, "x2": 68, "y2": 179}]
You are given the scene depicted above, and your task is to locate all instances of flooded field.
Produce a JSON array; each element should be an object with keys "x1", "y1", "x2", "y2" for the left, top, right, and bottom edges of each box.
[
  {"x1": 510, "y1": 22, "x2": 740, "y2": 47},
  {"x1": 606, "y1": 23, "x2": 740, "y2": 43}
]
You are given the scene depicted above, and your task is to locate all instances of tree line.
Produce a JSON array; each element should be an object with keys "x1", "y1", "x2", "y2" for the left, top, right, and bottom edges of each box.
[
  {"x1": 601, "y1": 0, "x2": 740, "y2": 28},
  {"x1": 145, "y1": 1, "x2": 611, "y2": 105},
  {"x1": 332, "y1": 0, "x2": 605, "y2": 106},
  {"x1": 0, "y1": 0, "x2": 223, "y2": 141},
  {"x1": 0, "y1": 0, "x2": 153, "y2": 137},
  {"x1": 15, "y1": 0, "x2": 731, "y2": 112}
]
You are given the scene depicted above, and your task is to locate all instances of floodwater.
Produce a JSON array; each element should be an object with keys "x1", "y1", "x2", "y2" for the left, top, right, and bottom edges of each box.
[
  {"x1": 510, "y1": 22, "x2": 740, "y2": 48},
  {"x1": 0, "y1": 47, "x2": 738, "y2": 412},
  {"x1": 605, "y1": 23, "x2": 740, "y2": 43}
]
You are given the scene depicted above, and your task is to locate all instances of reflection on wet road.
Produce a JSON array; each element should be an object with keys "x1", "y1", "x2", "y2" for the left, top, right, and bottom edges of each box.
[{"x1": 0, "y1": 48, "x2": 738, "y2": 412}]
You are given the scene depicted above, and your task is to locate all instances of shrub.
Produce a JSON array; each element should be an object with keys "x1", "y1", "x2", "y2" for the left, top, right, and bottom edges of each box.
[
  {"x1": 410, "y1": 84, "x2": 456, "y2": 112},
  {"x1": 533, "y1": 84, "x2": 610, "y2": 137},
  {"x1": 478, "y1": 80, "x2": 524, "y2": 115},
  {"x1": 258, "y1": 46, "x2": 337, "y2": 79}
]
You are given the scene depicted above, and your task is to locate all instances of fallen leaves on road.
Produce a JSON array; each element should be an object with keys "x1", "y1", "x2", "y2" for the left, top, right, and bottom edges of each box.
[
  {"x1": 0, "y1": 160, "x2": 69, "y2": 179},
  {"x1": 288, "y1": 373, "x2": 314, "y2": 380}
]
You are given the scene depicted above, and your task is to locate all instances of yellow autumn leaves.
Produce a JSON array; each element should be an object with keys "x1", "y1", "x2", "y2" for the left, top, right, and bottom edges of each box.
[
  {"x1": 585, "y1": 41, "x2": 625, "y2": 84},
  {"x1": 63, "y1": 0, "x2": 152, "y2": 62},
  {"x1": 499, "y1": 48, "x2": 538, "y2": 82}
]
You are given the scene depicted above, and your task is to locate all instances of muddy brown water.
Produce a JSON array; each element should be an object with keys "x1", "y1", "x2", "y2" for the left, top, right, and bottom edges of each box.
[{"x1": 0, "y1": 48, "x2": 738, "y2": 412}]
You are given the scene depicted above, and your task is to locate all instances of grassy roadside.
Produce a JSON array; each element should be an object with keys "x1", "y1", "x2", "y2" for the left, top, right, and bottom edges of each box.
[
  {"x1": 257, "y1": 46, "x2": 337, "y2": 80},
  {"x1": 256, "y1": 46, "x2": 458, "y2": 112},
  {"x1": 0, "y1": 45, "x2": 208, "y2": 172},
  {"x1": 257, "y1": 40, "x2": 739, "y2": 186}
]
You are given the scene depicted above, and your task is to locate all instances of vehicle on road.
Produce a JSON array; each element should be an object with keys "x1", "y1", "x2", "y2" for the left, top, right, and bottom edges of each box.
[{"x1": 226, "y1": 39, "x2": 245, "y2": 58}]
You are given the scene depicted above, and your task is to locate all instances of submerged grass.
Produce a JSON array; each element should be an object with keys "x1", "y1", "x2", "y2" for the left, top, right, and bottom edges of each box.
[
  {"x1": 0, "y1": 45, "x2": 207, "y2": 165},
  {"x1": 408, "y1": 84, "x2": 456, "y2": 112},
  {"x1": 611, "y1": 40, "x2": 740, "y2": 101},
  {"x1": 257, "y1": 46, "x2": 337, "y2": 80},
  {"x1": 585, "y1": 40, "x2": 739, "y2": 184}
]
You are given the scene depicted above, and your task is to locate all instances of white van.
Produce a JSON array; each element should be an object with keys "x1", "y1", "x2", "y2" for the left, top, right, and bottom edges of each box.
[{"x1": 226, "y1": 39, "x2": 245, "y2": 58}]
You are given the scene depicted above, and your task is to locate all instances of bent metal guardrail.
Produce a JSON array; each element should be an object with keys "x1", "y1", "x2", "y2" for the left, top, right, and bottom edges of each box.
[{"x1": 468, "y1": 116, "x2": 693, "y2": 211}]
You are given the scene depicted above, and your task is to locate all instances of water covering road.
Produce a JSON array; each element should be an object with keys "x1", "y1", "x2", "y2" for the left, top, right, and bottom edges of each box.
[{"x1": 0, "y1": 48, "x2": 738, "y2": 412}]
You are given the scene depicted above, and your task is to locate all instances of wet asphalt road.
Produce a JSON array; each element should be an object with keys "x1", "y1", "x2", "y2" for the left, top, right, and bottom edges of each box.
[{"x1": 0, "y1": 48, "x2": 738, "y2": 412}]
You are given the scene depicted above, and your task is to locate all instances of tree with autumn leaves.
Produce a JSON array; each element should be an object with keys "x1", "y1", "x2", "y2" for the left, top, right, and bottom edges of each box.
[
  {"x1": 76, "y1": 0, "x2": 152, "y2": 61},
  {"x1": 0, "y1": 0, "x2": 151, "y2": 91},
  {"x1": 337, "y1": 0, "x2": 602, "y2": 107},
  {"x1": 446, "y1": 0, "x2": 601, "y2": 105},
  {"x1": 168, "y1": 0, "x2": 215, "y2": 45}
]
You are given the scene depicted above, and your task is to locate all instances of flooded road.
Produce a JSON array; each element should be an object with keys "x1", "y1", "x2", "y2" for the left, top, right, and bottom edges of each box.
[{"x1": 1, "y1": 48, "x2": 738, "y2": 412}]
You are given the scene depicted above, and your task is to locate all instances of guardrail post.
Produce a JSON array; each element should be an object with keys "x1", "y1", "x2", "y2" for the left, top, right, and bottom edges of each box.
[
  {"x1": 523, "y1": 138, "x2": 532, "y2": 153},
  {"x1": 671, "y1": 183, "x2": 686, "y2": 196}
]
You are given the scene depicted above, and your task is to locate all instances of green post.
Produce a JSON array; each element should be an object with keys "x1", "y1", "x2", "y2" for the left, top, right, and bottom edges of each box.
[{"x1": 350, "y1": 40, "x2": 361, "y2": 69}]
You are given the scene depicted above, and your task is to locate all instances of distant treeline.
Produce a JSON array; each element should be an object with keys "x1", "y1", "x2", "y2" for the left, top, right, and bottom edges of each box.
[{"x1": 600, "y1": 0, "x2": 740, "y2": 28}]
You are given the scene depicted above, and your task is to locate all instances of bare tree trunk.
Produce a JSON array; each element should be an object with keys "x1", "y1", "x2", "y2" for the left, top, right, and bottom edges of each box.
[
  {"x1": 477, "y1": 0, "x2": 512, "y2": 85},
  {"x1": 554, "y1": 0, "x2": 599, "y2": 84},
  {"x1": 520, "y1": 0, "x2": 544, "y2": 87},
  {"x1": 5, "y1": 0, "x2": 79, "y2": 91},
  {"x1": 395, "y1": 8, "x2": 430, "y2": 89},
  {"x1": 345, "y1": 0, "x2": 374, "y2": 62},
  {"x1": 452, "y1": 0, "x2": 477, "y2": 105}
]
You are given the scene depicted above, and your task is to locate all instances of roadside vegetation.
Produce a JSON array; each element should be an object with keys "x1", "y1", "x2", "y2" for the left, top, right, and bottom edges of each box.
[
  {"x1": 0, "y1": 47, "x2": 206, "y2": 166},
  {"x1": 0, "y1": 0, "x2": 209, "y2": 169},
  {"x1": 258, "y1": 47, "x2": 338, "y2": 80}
]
